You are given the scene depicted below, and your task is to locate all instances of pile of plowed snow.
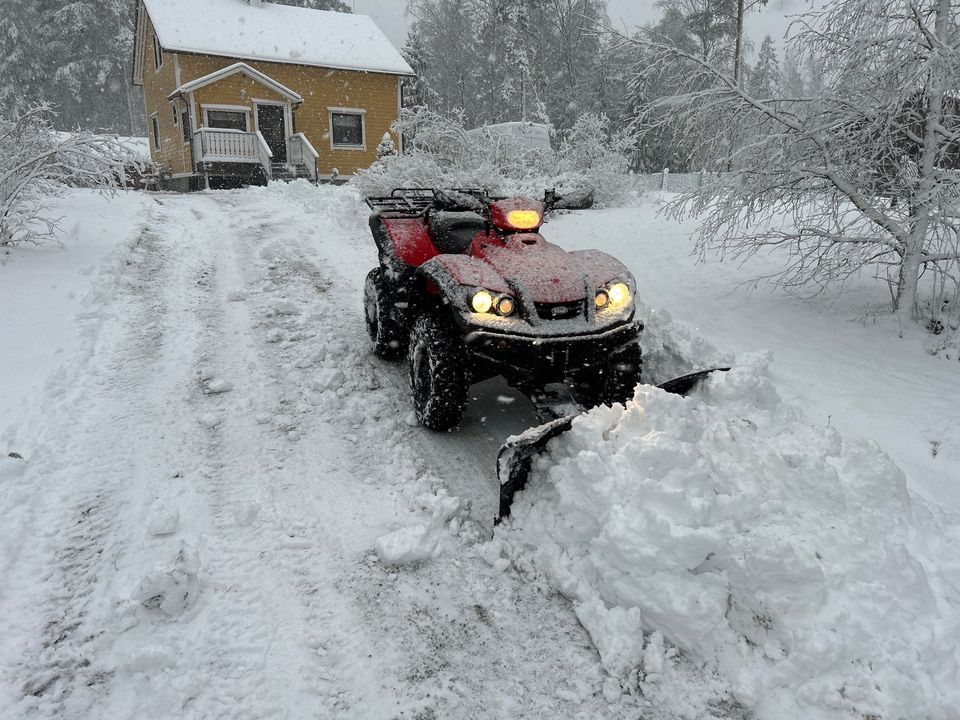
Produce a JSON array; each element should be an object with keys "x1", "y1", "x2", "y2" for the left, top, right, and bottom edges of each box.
[{"x1": 497, "y1": 353, "x2": 960, "y2": 720}]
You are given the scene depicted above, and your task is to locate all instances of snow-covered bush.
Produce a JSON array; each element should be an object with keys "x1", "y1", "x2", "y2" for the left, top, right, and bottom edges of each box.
[
  {"x1": 0, "y1": 104, "x2": 140, "y2": 246},
  {"x1": 554, "y1": 113, "x2": 634, "y2": 206},
  {"x1": 376, "y1": 132, "x2": 397, "y2": 159},
  {"x1": 351, "y1": 107, "x2": 635, "y2": 206}
]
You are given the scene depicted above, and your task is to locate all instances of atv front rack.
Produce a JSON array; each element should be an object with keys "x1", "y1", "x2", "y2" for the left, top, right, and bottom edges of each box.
[
  {"x1": 365, "y1": 188, "x2": 437, "y2": 216},
  {"x1": 365, "y1": 188, "x2": 496, "y2": 217}
]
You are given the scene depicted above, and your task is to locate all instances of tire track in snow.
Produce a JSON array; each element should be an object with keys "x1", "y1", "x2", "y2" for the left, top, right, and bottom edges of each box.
[
  {"x1": 5, "y1": 186, "x2": 703, "y2": 720},
  {"x1": 10, "y1": 206, "x2": 208, "y2": 717},
  {"x1": 220, "y1": 185, "x2": 651, "y2": 719}
]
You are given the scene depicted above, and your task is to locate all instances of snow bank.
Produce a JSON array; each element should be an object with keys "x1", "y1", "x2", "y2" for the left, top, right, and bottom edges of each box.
[{"x1": 498, "y1": 354, "x2": 960, "y2": 720}]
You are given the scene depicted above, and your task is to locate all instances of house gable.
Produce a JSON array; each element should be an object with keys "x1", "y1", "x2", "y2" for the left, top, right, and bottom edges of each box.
[{"x1": 169, "y1": 63, "x2": 303, "y2": 105}]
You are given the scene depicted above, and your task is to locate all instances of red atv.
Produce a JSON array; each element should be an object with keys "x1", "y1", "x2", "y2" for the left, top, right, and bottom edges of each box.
[{"x1": 364, "y1": 188, "x2": 643, "y2": 431}]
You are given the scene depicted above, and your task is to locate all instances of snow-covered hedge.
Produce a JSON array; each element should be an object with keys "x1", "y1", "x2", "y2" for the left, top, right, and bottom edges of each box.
[
  {"x1": 351, "y1": 108, "x2": 635, "y2": 206},
  {"x1": 497, "y1": 352, "x2": 960, "y2": 720}
]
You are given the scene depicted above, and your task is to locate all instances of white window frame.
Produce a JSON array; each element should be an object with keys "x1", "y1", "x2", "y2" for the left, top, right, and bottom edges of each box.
[
  {"x1": 153, "y1": 34, "x2": 163, "y2": 71},
  {"x1": 150, "y1": 113, "x2": 160, "y2": 151},
  {"x1": 328, "y1": 107, "x2": 366, "y2": 151},
  {"x1": 201, "y1": 104, "x2": 251, "y2": 132}
]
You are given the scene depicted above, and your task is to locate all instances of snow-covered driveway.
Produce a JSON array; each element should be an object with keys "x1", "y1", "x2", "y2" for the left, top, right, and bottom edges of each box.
[
  {"x1": 3, "y1": 185, "x2": 958, "y2": 720},
  {"x1": 0, "y1": 187, "x2": 645, "y2": 720}
]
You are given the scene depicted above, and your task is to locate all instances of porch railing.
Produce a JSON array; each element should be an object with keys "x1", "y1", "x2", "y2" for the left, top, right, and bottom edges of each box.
[
  {"x1": 287, "y1": 132, "x2": 319, "y2": 182},
  {"x1": 193, "y1": 128, "x2": 272, "y2": 179},
  {"x1": 193, "y1": 128, "x2": 323, "y2": 183}
]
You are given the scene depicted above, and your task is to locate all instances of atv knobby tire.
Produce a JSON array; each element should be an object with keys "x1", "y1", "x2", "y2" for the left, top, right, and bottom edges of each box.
[
  {"x1": 364, "y1": 268, "x2": 406, "y2": 360},
  {"x1": 408, "y1": 314, "x2": 468, "y2": 431},
  {"x1": 571, "y1": 342, "x2": 643, "y2": 408}
]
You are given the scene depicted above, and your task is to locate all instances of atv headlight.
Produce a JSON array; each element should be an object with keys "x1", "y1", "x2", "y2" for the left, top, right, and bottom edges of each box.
[
  {"x1": 471, "y1": 290, "x2": 493, "y2": 313},
  {"x1": 608, "y1": 282, "x2": 630, "y2": 306},
  {"x1": 595, "y1": 290, "x2": 609, "y2": 308},
  {"x1": 495, "y1": 295, "x2": 515, "y2": 316}
]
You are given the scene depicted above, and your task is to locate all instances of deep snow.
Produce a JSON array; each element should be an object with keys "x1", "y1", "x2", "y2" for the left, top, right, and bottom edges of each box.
[{"x1": 1, "y1": 183, "x2": 958, "y2": 720}]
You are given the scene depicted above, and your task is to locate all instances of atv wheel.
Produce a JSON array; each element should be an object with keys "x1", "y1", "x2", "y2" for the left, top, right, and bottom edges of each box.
[
  {"x1": 571, "y1": 342, "x2": 643, "y2": 408},
  {"x1": 364, "y1": 268, "x2": 406, "y2": 360},
  {"x1": 408, "y1": 314, "x2": 468, "y2": 431}
]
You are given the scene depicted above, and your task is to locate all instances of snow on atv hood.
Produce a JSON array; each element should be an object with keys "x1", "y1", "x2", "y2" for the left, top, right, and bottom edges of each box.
[
  {"x1": 429, "y1": 236, "x2": 632, "y2": 306},
  {"x1": 473, "y1": 234, "x2": 623, "y2": 304},
  {"x1": 495, "y1": 354, "x2": 960, "y2": 720}
]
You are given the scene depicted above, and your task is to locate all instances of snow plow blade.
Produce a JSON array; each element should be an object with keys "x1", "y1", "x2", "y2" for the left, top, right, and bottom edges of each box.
[{"x1": 495, "y1": 368, "x2": 730, "y2": 524}]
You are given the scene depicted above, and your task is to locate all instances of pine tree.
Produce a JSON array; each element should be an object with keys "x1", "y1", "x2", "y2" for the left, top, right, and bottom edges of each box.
[
  {"x1": 747, "y1": 35, "x2": 779, "y2": 98},
  {"x1": 780, "y1": 49, "x2": 805, "y2": 96}
]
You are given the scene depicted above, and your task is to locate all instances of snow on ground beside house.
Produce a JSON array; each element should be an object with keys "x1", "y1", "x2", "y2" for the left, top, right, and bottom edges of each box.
[
  {"x1": 0, "y1": 184, "x2": 640, "y2": 720},
  {"x1": 0, "y1": 183, "x2": 958, "y2": 720},
  {"x1": 0, "y1": 190, "x2": 153, "y2": 435}
]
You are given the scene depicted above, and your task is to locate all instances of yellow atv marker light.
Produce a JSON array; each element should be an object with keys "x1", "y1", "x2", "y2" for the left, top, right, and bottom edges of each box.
[
  {"x1": 506, "y1": 209, "x2": 541, "y2": 230},
  {"x1": 595, "y1": 290, "x2": 609, "y2": 308},
  {"x1": 608, "y1": 282, "x2": 630, "y2": 305},
  {"x1": 497, "y1": 296, "x2": 515, "y2": 315},
  {"x1": 472, "y1": 290, "x2": 494, "y2": 313}
]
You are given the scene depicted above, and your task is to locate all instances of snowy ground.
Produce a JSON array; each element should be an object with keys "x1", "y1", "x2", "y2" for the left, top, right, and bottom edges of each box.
[{"x1": 0, "y1": 184, "x2": 957, "y2": 720}]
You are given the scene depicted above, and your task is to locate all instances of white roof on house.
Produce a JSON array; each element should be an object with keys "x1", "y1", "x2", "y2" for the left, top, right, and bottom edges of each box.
[
  {"x1": 466, "y1": 122, "x2": 553, "y2": 151},
  {"x1": 143, "y1": 0, "x2": 413, "y2": 76}
]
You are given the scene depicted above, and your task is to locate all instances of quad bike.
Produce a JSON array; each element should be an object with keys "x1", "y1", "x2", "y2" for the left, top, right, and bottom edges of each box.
[{"x1": 363, "y1": 188, "x2": 726, "y2": 521}]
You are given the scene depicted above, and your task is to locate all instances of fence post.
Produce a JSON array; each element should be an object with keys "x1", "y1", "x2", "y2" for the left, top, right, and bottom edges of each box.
[{"x1": 661, "y1": 167, "x2": 670, "y2": 190}]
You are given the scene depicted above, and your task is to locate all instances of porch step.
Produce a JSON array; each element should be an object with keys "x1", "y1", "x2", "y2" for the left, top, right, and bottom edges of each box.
[{"x1": 271, "y1": 163, "x2": 314, "y2": 182}]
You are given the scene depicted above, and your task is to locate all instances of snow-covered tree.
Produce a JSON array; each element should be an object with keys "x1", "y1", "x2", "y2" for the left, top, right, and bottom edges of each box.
[
  {"x1": 0, "y1": 105, "x2": 137, "y2": 246},
  {"x1": 780, "y1": 48, "x2": 804, "y2": 97},
  {"x1": 747, "y1": 35, "x2": 778, "y2": 98},
  {"x1": 405, "y1": 0, "x2": 619, "y2": 132},
  {"x1": 376, "y1": 132, "x2": 397, "y2": 159},
  {"x1": 630, "y1": 0, "x2": 960, "y2": 324},
  {"x1": 278, "y1": 0, "x2": 350, "y2": 10}
]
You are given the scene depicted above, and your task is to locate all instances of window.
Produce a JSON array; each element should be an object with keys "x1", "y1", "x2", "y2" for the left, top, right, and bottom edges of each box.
[
  {"x1": 172, "y1": 107, "x2": 178, "y2": 126},
  {"x1": 153, "y1": 34, "x2": 163, "y2": 70},
  {"x1": 330, "y1": 110, "x2": 364, "y2": 149},
  {"x1": 151, "y1": 114, "x2": 160, "y2": 150},
  {"x1": 206, "y1": 110, "x2": 248, "y2": 131},
  {"x1": 181, "y1": 110, "x2": 191, "y2": 143}
]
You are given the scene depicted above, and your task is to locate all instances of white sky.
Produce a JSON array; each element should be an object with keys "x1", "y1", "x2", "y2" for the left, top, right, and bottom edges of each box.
[{"x1": 354, "y1": 0, "x2": 811, "y2": 60}]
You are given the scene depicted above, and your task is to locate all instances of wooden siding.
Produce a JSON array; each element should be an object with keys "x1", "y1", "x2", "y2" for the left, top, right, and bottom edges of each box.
[
  {"x1": 140, "y1": 15, "x2": 192, "y2": 175},
  {"x1": 138, "y1": 7, "x2": 404, "y2": 180},
  {"x1": 179, "y1": 54, "x2": 401, "y2": 177}
]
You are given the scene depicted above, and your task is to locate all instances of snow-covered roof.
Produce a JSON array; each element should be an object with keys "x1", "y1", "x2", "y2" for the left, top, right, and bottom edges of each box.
[
  {"x1": 466, "y1": 122, "x2": 553, "y2": 151},
  {"x1": 142, "y1": 0, "x2": 413, "y2": 76},
  {"x1": 168, "y1": 62, "x2": 303, "y2": 104}
]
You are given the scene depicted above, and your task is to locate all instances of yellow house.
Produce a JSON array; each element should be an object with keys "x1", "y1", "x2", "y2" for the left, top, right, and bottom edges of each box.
[{"x1": 132, "y1": 0, "x2": 413, "y2": 190}]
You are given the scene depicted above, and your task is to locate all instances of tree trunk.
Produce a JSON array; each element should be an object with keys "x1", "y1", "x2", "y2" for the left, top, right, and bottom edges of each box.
[
  {"x1": 895, "y1": 218, "x2": 924, "y2": 321},
  {"x1": 733, "y1": 0, "x2": 745, "y2": 87}
]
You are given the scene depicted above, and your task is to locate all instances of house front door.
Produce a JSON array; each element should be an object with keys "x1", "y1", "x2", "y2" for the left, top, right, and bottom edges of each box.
[{"x1": 257, "y1": 105, "x2": 287, "y2": 164}]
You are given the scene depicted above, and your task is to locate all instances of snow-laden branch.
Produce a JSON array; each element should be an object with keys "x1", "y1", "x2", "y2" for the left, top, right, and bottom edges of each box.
[
  {"x1": 621, "y1": 0, "x2": 960, "y2": 322},
  {"x1": 1, "y1": 104, "x2": 142, "y2": 246}
]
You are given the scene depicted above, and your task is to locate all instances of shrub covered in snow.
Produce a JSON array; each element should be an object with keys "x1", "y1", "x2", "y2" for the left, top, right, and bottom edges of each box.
[
  {"x1": 0, "y1": 104, "x2": 141, "y2": 246},
  {"x1": 498, "y1": 354, "x2": 960, "y2": 720},
  {"x1": 351, "y1": 107, "x2": 635, "y2": 206}
]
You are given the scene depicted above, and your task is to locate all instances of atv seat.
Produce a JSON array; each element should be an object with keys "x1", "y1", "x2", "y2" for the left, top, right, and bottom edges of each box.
[{"x1": 428, "y1": 211, "x2": 485, "y2": 254}]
